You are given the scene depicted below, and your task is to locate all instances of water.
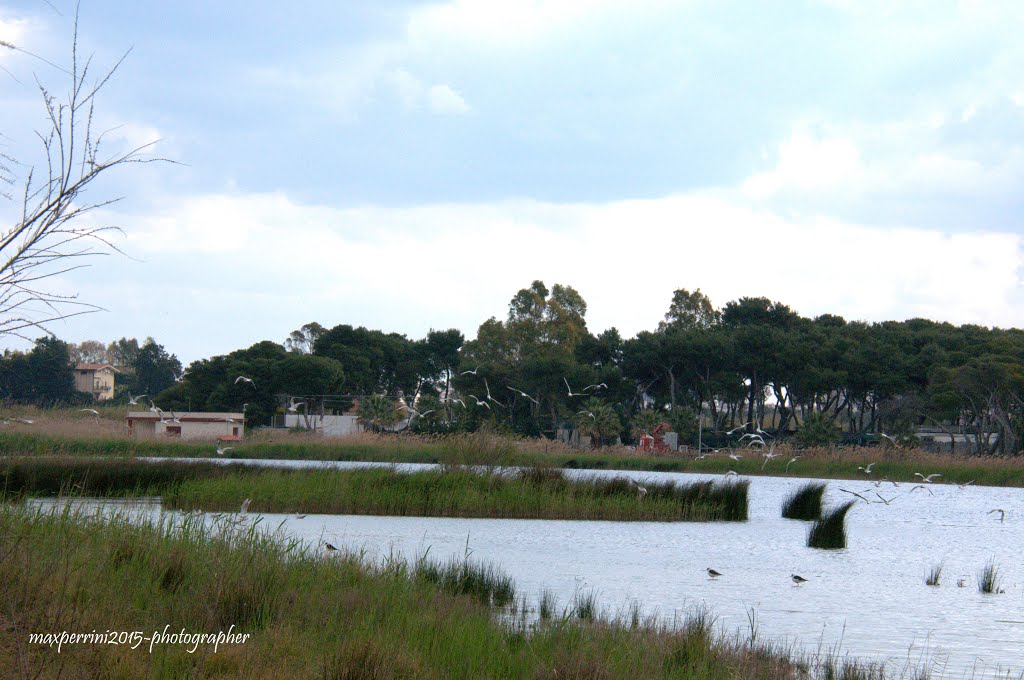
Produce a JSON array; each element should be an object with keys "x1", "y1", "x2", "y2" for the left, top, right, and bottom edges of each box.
[{"x1": 38, "y1": 464, "x2": 1024, "y2": 678}]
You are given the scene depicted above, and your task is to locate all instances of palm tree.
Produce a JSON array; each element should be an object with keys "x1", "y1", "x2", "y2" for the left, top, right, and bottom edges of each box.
[
  {"x1": 356, "y1": 395, "x2": 402, "y2": 433},
  {"x1": 574, "y1": 398, "x2": 621, "y2": 448}
]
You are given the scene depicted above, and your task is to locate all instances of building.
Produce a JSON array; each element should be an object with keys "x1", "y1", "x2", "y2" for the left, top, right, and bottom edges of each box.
[
  {"x1": 74, "y1": 363, "x2": 119, "y2": 401},
  {"x1": 283, "y1": 413, "x2": 363, "y2": 437},
  {"x1": 127, "y1": 411, "x2": 245, "y2": 440}
]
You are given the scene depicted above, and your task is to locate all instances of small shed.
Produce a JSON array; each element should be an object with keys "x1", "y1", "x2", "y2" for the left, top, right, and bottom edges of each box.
[{"x1": 127, "y1": 412, "x2": 245, "y2": 441}]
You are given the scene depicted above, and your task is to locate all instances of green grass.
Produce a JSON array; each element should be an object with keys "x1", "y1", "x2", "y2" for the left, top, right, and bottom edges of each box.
[
  {"x1": 164, "y1": 467, "x2": 750, "y2": 522},
  {"x1": 925, "y1": 563, "x2": 943, "y2": 586},
  {"x1": 0, "y1": 503, "x2": 901, "y2": 679},
  {"x1": 781, "y1": 483, "x2": 826, "y2": 520},
  {"x1": 0, "y1": 457, "x2": 749, "y2": 522},
  {"x1": 977, "y1": 561, "x2": 1004, "y2": 594},
  {"x1": 807, "y1": 500, "x2": 856, "y2": 550}
]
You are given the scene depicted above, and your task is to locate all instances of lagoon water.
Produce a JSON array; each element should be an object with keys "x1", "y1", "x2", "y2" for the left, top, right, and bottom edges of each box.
[{"x1": 41, "y1": 462, "x2": 1024, "y2": 678}]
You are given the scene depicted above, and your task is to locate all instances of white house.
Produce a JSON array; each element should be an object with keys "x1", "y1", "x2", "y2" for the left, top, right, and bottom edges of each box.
[{"x1": 127, "y1": 411, "x2": 245, "y2": 440}]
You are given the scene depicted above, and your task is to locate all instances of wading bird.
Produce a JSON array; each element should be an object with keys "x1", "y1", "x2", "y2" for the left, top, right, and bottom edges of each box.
[
  {"x1": 791, "y1": 574, "x2": 808, "y2": 585},
  {"x1": 915, "y1": 473, "x2": 942, "y2": 483},
  {"x1": 707, "y1": 568, "x2": 722, "y2": 578}
]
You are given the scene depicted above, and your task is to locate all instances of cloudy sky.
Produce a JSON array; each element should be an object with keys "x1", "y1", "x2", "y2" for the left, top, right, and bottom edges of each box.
[{"x1": 2, "y1": 0, "x2": 1023, "y2": 364}]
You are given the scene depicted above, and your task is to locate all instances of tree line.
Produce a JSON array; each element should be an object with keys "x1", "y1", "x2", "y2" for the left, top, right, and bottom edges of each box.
[{"x1": 2, "y1": 282, "x2": 1021, "y2": 454}]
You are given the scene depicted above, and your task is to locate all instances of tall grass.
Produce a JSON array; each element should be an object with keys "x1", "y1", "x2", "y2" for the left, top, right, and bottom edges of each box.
[
  {"x1": 977, "y1": 561, "x2": 1003, "y2": 594},
  {"x1": 0, "y1": 503, "x2": 907, "y2": 679},
  {"x1": 781, "y1": 482, "x2": 826, "y2": 520},
  {"x1": 807, "y1": 501, "x2": 856, "y2": 550},
  {"x1": 164, "y1": 466, "x2": 750, "y2": 522},
  {"x1": 925, "y1": 563, "x2": 943, "y2": 586}
]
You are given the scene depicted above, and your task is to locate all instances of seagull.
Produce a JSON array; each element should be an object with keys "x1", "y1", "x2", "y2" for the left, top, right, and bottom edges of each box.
[
  {"x1": 460, "y1": 367, "x2": 479, "y2": 375},
  {"x1": 875, "y1": 492, "x2": 895, "y2": 505},
  {"x1": 785, "y1": 456, "x2": 801, "y2": 473},
  {"x1": 79, "y1": 408, "x2": 100, "y2": 415},
  {"x1": 287, "y1": 399, "x2": 305, "y2": 413},
  {"x1": 726, "y1": 423, "x2": 751, "y2": 435},
  {"x1": 914, "y1": 473, "x2": 942, "y2": 483},
  {"x1": 148, "y1": 401, "x2": 162, "y2": 414},
  {"x1": 761, "y1": 445, "x2": 780, "y2": 469},
  {"x1": 988, "y1": 509, "x2": 1005, "y2": 523},
  {"x1": 858, "y1": 463, "x2": 875, "y2": 474},
  {"x1": 791, "y1": 574, "x2": 808, "y2": 585},
  {"x1": 879, "y1": 433, "x2": 901, "y2": 448},
  {"x1": 484, "y1": 378, "x2": 501, "y2": 404},
  {"x1": 467, "y1": 395, "x2": 490, "y2": 409},
  {"x1": 240, "y1": 498, "x2": 251, "y2": 515},
  {"x1": 127, "y1": 393, "x2": 146, "y2": 405},
  {"x1": 695, "y1": 452, "x2": 711, "y2": 460},
  {"x1": 909, "y1": 485, "x2": 934, "y2": 496},
  {"x1": 577, "y1": 410, "x2": 596, "y2": 420},
  {"x1": 583, "y1": 383, "x2": 607, "y2": 392},
  {"x1": 449, "y1": 398, "x2": 466, "y2": 408},
  {"x1": 724, "y1": 470, "x2": 738, "y2": 477},
  {"x1": 408, "y1": 408, "x2": 435, "y2": 419},
  {"x1": 707, "y1": 568, "x2": 722, "y2": 578},
  {"x1": 11, "y1": 417, "x2": 33, "y2": 424},
  {"x1": 296, "y1": 514, "x2": 307, "y2": 519},
  {"x1": 957, "y1": 480, "x2": 975, "y2": 489},
  {"x1": 234, "y1": 376, "x2": 255, "y2": 387},
  {"x1": 728, "y1": 452, "x2": 743, "y2": 461},
  {"x1": 216, "y1": 446, "x2": 234, "y2": 455},
  {"x1": 839, "y1": 488, "x2": 871, "y2": 503},
  {"x1": 563, "y1": 377, "x2": 587, "y2": 397},
  {"x1": 507, "y1": 386, "x2": 540, "y2": 404}
]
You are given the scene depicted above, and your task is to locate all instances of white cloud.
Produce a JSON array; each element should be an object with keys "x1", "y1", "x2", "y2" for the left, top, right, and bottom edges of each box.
[
  {"x1": 427, "y1": 84, "x2": 470, "y2": 115},
  {"x1": 742, "y1": 131, "x2": 863, "y2": 200},
  {"x1": 386, "y1": 69, "x2": 470, "y2": 115},
  {"x1": 91, "y1": 189, "x2": 1024, "y2": 363}
]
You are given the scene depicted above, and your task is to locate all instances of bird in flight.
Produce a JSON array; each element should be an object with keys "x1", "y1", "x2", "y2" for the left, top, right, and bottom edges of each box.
[
  {"x1": 79, "y1": 408, "x2": 100, "y2": 415},
  {"x1": 127, "y1": 393, "x2": 146, "y2": 405},
  {"x1": 839, "y1": 488, "x2": 871, "y2": 503},
  {"x1": 875, "y1": 493, "x2": 895, "y2": 505},
  {"x1": 507, "y1": 386, "x2": 540, "y2": 404},
  {"x1": 914, "y1": 473, "x2": 942, "y2": 483},
  {"x1": 240, "y1": 498, "x2": 252, "y2": 515},
  {"x1": 785, "y1": 456, "x2": 801, "y2": 473},
  {"x1": 858, "y1": 463, "x2": 875, "y2": 474},
  {"x1": 563, "y1": 378, "x2": 587, "y2": 396},
  {"x1": 879, "y1": 433, "x2": 901, "y2": 448},
  {"x1": 628, "y1": 478, "x2": 648, "y2": 497},
  {"x1": 909, "y1": 485, "x2": 934, "y2": 496},
  {"x1": 583, "y1": 383, "x2": 607, "y2": 392},
  {"x1": 235, "y1": 376, "x2": 255, "y2": 386},
  {"x1": 216, "y1": 446, "x2": 234, "y2": 455},
  {"x1": 287, "y1": 398, "x2": 305, "y2": 413},
  {"x1": 988, "y1": 509, "x2": 1005, "y2": 523},
  {"x1": 467, "y1": 395, "x2": 490, "y2": 409},
  {"x1": 728, "y1": 452, "x2": 743, "y2": 461},
  {"x1": 460, "y1": 367, "x2": 479, "y2": 375},
  {"x1": 726, "y1": 423, "x2": 751, "y2": 435}
]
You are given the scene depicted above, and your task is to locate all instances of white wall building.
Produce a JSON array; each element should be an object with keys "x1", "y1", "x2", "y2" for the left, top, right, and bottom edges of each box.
[
  {"x1": 127, "y1": 412, "x2": 245, "y2": 441},
  {"x1": 284, "y1": 413, "x2": 363, "y2": 437}
]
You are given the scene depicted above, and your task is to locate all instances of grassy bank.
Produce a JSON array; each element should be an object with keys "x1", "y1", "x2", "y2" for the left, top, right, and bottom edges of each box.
[
  {"x1": 2, "y1": 423, "x2": 1023, "y2": 487},
  {"x1": 164, "y1": 467, "x2": 749, "y2": 521},
  {"x1": 0, "y1": 504, "x2": 907, "y2": 679},
  {"x1": 0, "y1": 457, "x2": 748, "y2": 521}
]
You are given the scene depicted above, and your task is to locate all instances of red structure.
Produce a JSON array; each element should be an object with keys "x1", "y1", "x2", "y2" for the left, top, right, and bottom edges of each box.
[{"x1": 637, "y1": 422, "x2": 673, "y2": 453}]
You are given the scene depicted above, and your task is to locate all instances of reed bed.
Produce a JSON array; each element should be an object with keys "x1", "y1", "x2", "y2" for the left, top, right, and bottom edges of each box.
[
  {"x1": 0, "y1": 503, "x2": 906, "y2": 679},
  {"x1": 807, "y1": 500, "x2": 856, "y2": 550},
  {"x1": 164, "y1": 467, "x2": 750, "y2": 522},
  {"x1": 977, "y1": 561, "x2": 1003, "y2": 594},
  {"x1": 925, "y1": 563, "x2": 943, "y2": 586},
  {"x1": 781, "y1": 482, "x2": 826, "y2": 520}
]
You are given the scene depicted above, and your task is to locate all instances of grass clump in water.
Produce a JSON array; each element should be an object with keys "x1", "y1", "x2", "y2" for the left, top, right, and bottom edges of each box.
[
  {"x1": 925, "y1": 563, "x2": 943, "y2": 586},
  {"x1": 781, "y1": 482, "x2": 826, "y2": 520},
  {"x1": 977, "y1": 561, "x2": 1004, "y2": 594},
  {"x1": 806, "y1": 500, "x2": 856, "y2": 550}
]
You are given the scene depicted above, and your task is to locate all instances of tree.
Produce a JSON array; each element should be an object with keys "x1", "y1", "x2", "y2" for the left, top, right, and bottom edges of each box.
[
  {"x1": 284, "y1": 322, "x2": 326, "y2": 354},
  {"x1": 130, "y1": 339, "x2": 182, "y2": 397},
  {"x1": 658, "y1": 288, "x2": 720, "y2": 332},
  {"x1": 574, "y1": 398, "x2": 620, "y2": 448},
  {"x1": 68, "y1": 339, "x2": 110, "y2": 365},
  {"x1": 1, "y1": 14, "x2": 162, "y2": 339},
  {"x1": 0, "y1": 336, "x2": 77, "y2": 405},
  {"x1": 356, "y1": 394, "x2": 403, "y2": 433}
]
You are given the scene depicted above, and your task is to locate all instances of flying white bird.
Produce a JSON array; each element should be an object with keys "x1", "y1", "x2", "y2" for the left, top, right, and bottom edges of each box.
[
  {"x1": 583, "y1": 383, "x2": 607, "y2": 392},
  {"x1": 460, "y1": 367, "x2": 479, "y2": 375},
  {"x1": 216, "y1": 446, "x2": 234, "y2": 455},
  {"x1": 507, "y1": 386, "x2": 540, "y2": 404},
  {"x1": 858, "y1": 463, "x2": 875, "y2": 474},
  {"x1": 127, "y1": 393, "x2": 146, "y2": 405},
  {"x1": 914, "y1": 473, "x2": 942, "y2": 483},
  {"x1": 240, "y1": 498, "x2": 251, "y2": 514},
  {"x1": 79, "y1": 408, "x2": 99, "y2": 415},
  {"x1": 563, "y1": 378, "x2": 587, "y2": 397},
  {"x1": 287, "y1": 398, "x2": 305, "y2": 413},
  {"x1": 467, "y1": 395, "x2": 490, "y2": 409},
  {"x1": 234, "y1": 376, "x2": 255, "y2": 387},
  {"x1": 879, "y1": 433, "x2": 901, "y2": 448},
  {"x1": 839, "y1": 488, "x2": 871, "y2": 503}
]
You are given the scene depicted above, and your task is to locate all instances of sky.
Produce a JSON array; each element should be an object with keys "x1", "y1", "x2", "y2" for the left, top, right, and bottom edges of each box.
[{"x1": 2, "y1": 0, "x2": 1023, "y2": 365}]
